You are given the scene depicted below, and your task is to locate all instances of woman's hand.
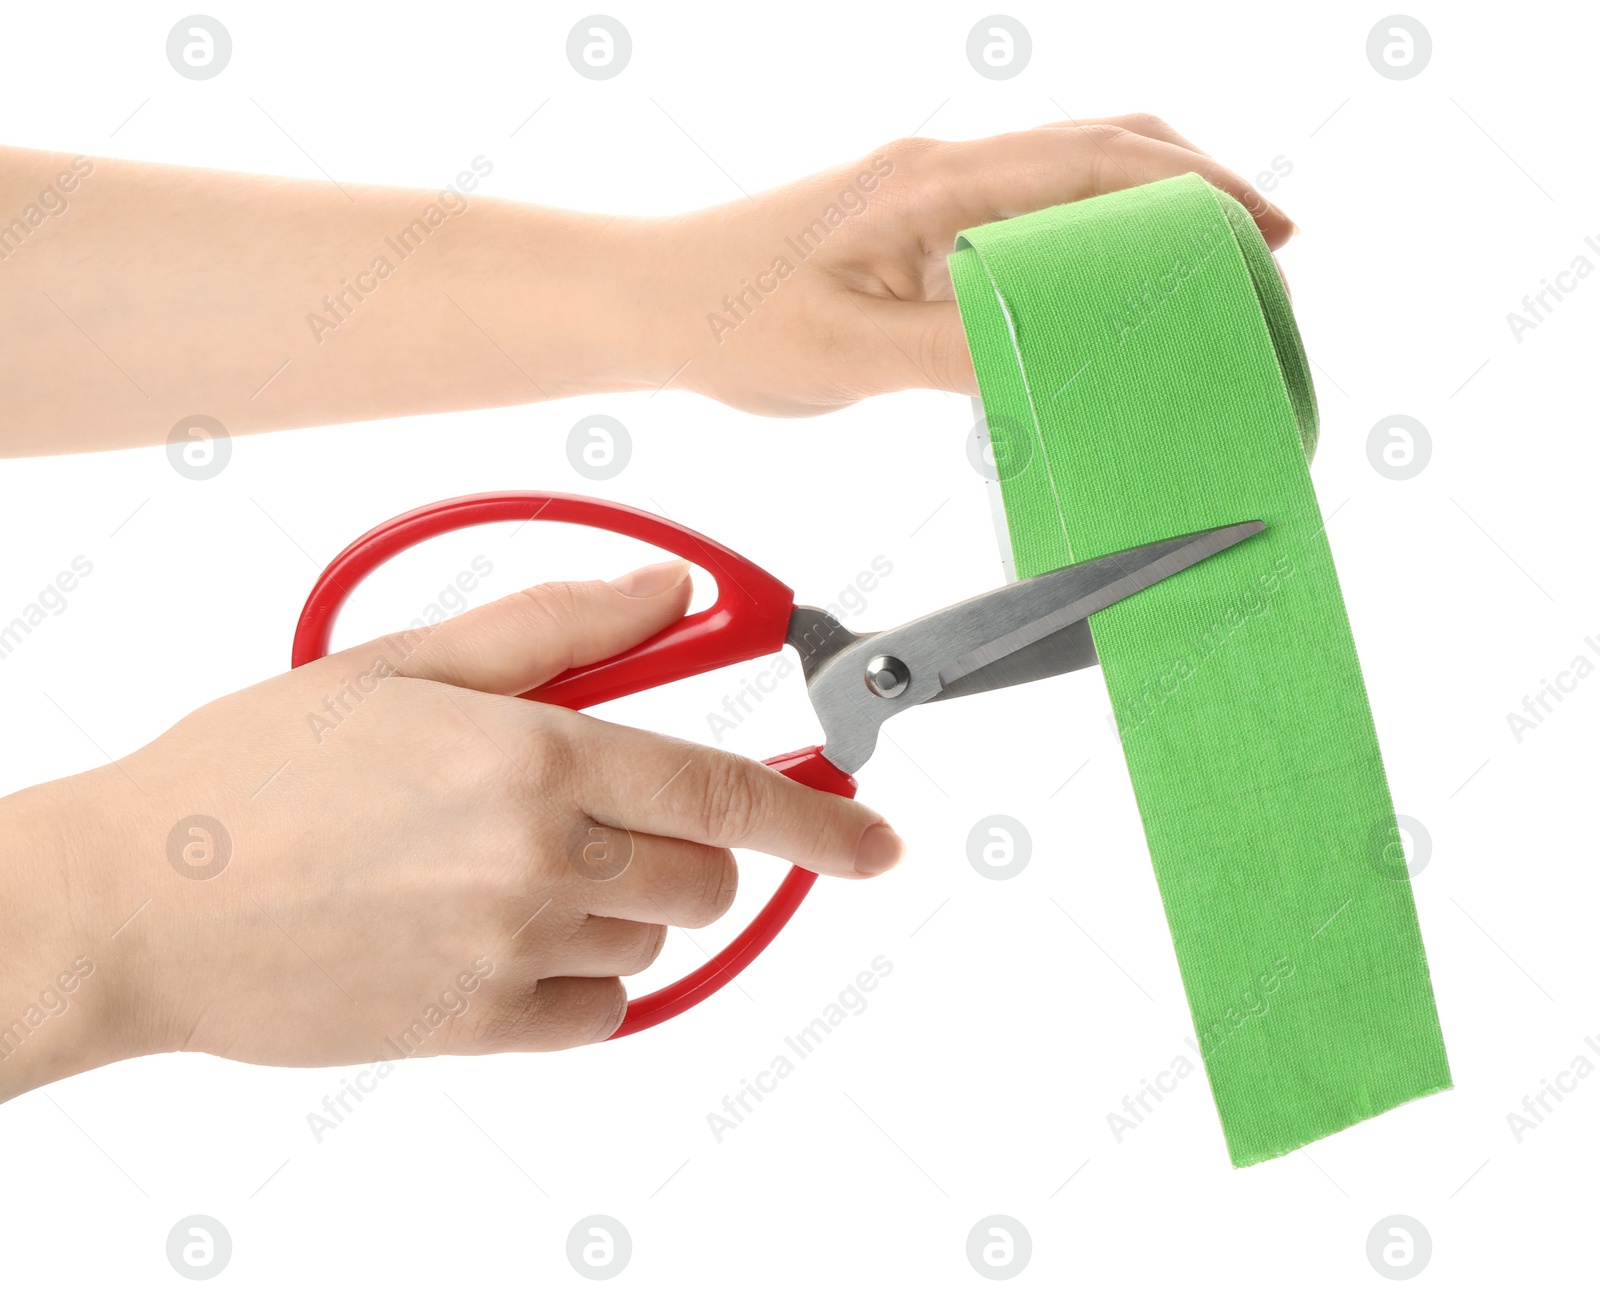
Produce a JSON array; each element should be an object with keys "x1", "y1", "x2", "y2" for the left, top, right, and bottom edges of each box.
[
  {"x1": 643, "y1": 114, "x2": 1296, "y2": 415},
  {"x1": 3, "y1": 117, "x2": 1291, "y2": 453},
  {"x1": 0, "y1": 561, "x2": 903, "y2": 1101}
]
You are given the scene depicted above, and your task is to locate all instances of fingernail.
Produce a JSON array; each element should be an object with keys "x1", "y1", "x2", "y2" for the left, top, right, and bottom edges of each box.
[
  {"x1": 854, "y1": 822, "x2": 905, "y2": 877},
  {"x1": 1288, "y1": 220, "x2": 1301, "y2": 237},
  {"x1": 609, "y1": 559, "x2": 691, "y2": 599}
]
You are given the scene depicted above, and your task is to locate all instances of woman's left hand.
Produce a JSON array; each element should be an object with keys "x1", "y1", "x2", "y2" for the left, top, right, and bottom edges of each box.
[{"x1": 637, "y1": 114, "x2": 1295, "y2": 416}]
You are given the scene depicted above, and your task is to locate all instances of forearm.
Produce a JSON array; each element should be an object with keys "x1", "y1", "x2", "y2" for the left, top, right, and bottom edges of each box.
[
  {"x1": 0, "y1": 146, "x2": 679, "y2": 456},
  {"x1": 0, "y1": 120, "x2": 1296, "y2": 453}
]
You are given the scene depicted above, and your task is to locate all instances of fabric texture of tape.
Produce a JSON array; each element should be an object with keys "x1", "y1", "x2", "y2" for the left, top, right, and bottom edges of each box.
[{"x1": 949, "y1": 172, "x2": 1450, "y2": 1165}]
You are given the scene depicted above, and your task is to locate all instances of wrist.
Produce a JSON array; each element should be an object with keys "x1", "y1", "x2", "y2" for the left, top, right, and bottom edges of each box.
[
  {"x1": 0, "y1": 771, "x2": 150, "y2": 1101},
  {"x1": 583, "y1": 211, "x2": 705, "y2": 395},
  {"x1": 429, "y1": 199, "x2": 695, "y2": 403}
]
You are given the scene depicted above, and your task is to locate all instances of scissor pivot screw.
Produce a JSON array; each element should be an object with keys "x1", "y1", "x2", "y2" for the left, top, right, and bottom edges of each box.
[{"x1": 865, "y1": 655, "x2": 909, "y2": 699}]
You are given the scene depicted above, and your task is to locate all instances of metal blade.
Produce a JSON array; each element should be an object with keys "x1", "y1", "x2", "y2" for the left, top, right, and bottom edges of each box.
[
  {"x1": 799, "y1": 520, "x2": 1263, "y2": 773},
  {"x1": 935, "y1": 520, "x2": 1265, "y2": 692},
  {"x1": 926, "y1": 616, "x2": 1098, "y2": 702}
]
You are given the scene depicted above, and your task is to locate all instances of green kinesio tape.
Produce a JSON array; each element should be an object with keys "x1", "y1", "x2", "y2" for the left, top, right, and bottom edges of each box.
[{"x1": 950, "y1": 173, "x2": 1450, "y2": 1165}]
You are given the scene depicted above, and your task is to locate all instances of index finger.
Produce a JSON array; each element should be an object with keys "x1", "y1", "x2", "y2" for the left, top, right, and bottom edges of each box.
[
  {"x1": 561, "y1": 712, "x2": 905, "y2": 880},
  {"x1": 937, "y1": 125, "x2": 1295, "y2": 252},
  {"x1": 1055, "y1": 114, "x2": 1298, "y2": 245}
]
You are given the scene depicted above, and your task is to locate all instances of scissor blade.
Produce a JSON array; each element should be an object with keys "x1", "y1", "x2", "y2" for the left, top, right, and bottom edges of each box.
[
  {"x1": 934, "y1": 519, "x2": 1266, "y2": 695},
  {"x1": 926, "y1": 617, "x2": 1098, "y2": 701},
  {"x1": 802, "y1": 520, "x2": 1263, "y2": 773}
]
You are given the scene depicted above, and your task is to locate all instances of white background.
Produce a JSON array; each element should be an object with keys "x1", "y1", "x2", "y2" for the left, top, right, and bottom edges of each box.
[{"x1": 1, "y1": 1, "x2": 1596, "y2": 1291}]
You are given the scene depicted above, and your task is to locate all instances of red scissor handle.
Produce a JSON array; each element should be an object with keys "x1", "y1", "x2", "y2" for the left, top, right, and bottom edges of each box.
[
  {"x1": 290, "y1": 491, "x2": 857, "y2": 1039},
  {"x1": 292, "y1": 491, "x2": 797, "y2": 706}
]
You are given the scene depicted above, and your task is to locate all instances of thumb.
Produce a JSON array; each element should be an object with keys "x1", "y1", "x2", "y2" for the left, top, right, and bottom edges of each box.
[
  {"x1": 344, "y1": 559, "x2": 693, "y2": 695},
  {"x1": 855, "y1": 297, "x2": 977, "y2": 397}
]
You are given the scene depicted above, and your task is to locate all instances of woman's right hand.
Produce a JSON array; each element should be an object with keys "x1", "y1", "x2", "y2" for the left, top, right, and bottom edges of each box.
[{"x1": 0, "y1": 560, "x2": 904, "y2": 1102}]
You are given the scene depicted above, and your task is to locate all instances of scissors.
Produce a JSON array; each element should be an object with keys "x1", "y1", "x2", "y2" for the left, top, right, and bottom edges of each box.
[{"x1": 292, "y1": 492, "x2": 1262, "y2": 1039}]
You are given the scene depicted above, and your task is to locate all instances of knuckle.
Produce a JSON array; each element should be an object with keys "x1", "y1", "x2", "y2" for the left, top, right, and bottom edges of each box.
[
  {"x1": 699, "y1": 755, "x2": 763, "y2": 844},
  {"x1": 569, "y1": 818, "x2": 634, "y2": 883},
  {"x1": 476, "y1": 980, "x2": 544, "y2": 1049},
  {"x1": 588, "y1": 979, "x2": 628, "y2": 1043},
  {"x1": 1116, "y1": 111, "x2": 1169, "y2": 135},
  {"x1": 1077, "y1": 122, "x2": 1131, "y2": 149},
  {"x1": 685, "y1": 848, "x2": 738, "y2": 928},
  {"x1": 621, "y1": 924, "x2": 668, "y2": 975},
  {"x1": 477, "y1": 976, "x2": 628, "y2": 1050},
  {"x1": 514, "y1": 580, "x2": 592, "y2": 644},
  {"x1": 871, "y1": 136, "x2": 939, "y2": 188},
  {"x1": 516, "y1": 709, "x2": 579, "y2": 789},
  {"x1": 1073, "y1": 125, "x2": 1130, "y2": 197},
  {"x1": 525, "y1": 579, "x2": 584, "y2": 621},
  {"x1": 877, "y1": 135, "x2": 937, "y2": 165}
]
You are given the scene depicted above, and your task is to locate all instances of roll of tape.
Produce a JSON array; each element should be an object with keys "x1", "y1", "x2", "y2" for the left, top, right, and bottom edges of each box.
[{"x1": 950, "y1": 173, "x2": 1449, "y2": 1165}]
